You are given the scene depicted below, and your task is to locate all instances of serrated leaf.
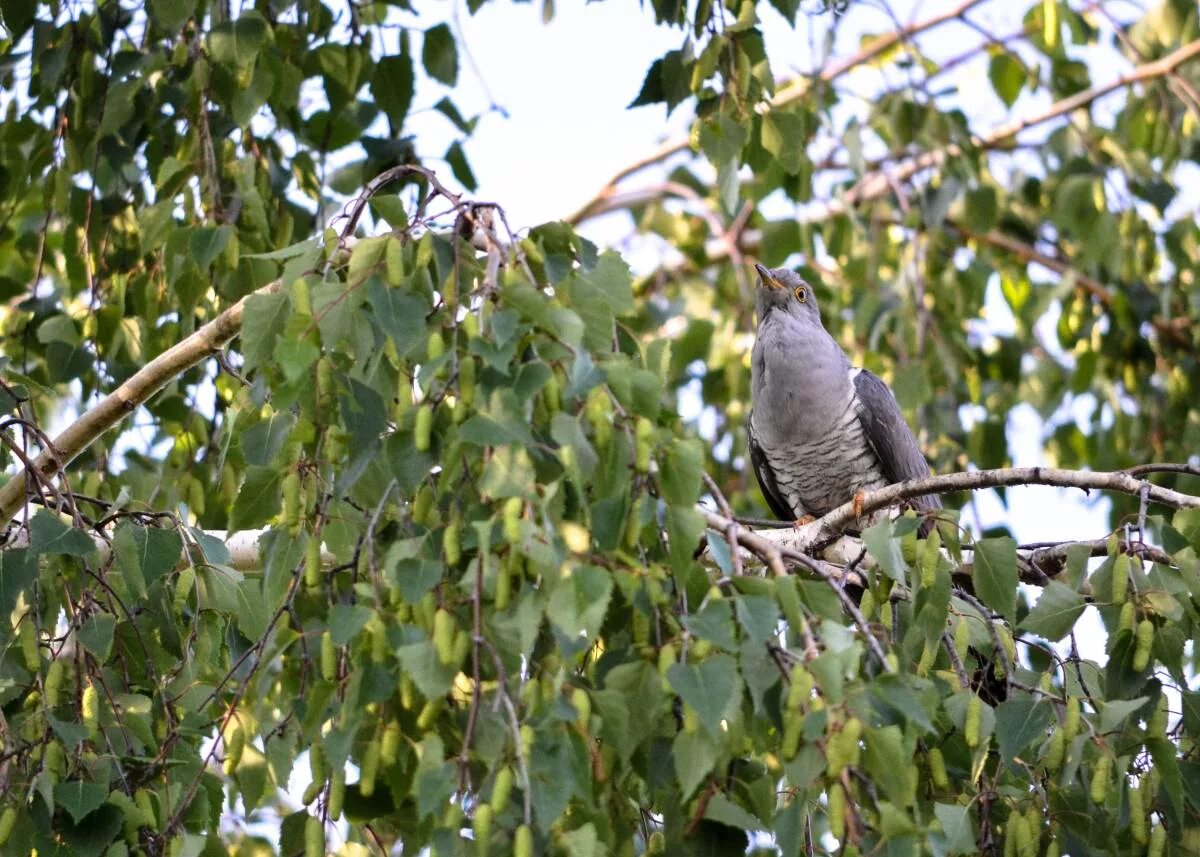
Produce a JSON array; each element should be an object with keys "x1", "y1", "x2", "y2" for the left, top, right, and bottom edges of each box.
[
  {"x1": 660, "y1": 438, "x2": 702, "y2": 504},
  {"x1": 30, "y1": 510, "x2": 96, "y2": 557},
  {"x1": 328, "y1": 604, "x2": 373, "y2": 646},
  {"x1": 422, "y1": 23, "x2": 457, "y2": 85},
  {"x1": 994, "y1": 696, "x2": 1053, "y2": 763},
  {"x1": 547, "y1": 565, "x2": 612, "y2": 642},
  {"x1": 372, "y1": 53, "x2": 415, "y2": 127},
  {"x1": 974, "y1": 536, "x2": 1018, "y2": 620},
  {"x1": 54, "y1": 780, "x2": 108, "y2": 823},
  {"x1": 988, "y1": 51, "x2": 1025, "y2": 107},
  {"x1": 366, "y1": 279, "x2": 426, "y2": 356},
  {"x1": 189, "y1": 225, "x2": 231, "y2": 271},
  {"x1": 112, "y1": 524, "x2": 182, "y2": 595},
  {"x1": 207, "y1": 13, "x2": 269, "y2": 67},
  {"x1": 241, "y1": 412, "x2": 296, "y2": 467},
  {"x1": 862, "y1": 518, "x2": 907, "y2": 583},
  {"x1": 240, "y1": 289, "x2": 290, "y2": 370},
  {"x1": 666, "y1": 655, "x2": 740, "y2": 737},
  {"x1": 1019, "y1": 580, "x2": 1085, "y2": 640},
  {"x1": 230, "y1": 466, "x2": 283, "y2": 531},
  {"x1": 934, "y1": 802, "x2": 977, "y2": 854},
  {"x1": 77, "y1": 614, "x2": 115, "y2": 661}
]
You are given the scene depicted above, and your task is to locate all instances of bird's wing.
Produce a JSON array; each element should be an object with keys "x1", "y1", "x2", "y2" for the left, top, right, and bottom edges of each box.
[
  {"x1": 748, "y1": 414, "x2": 798, "y2": 521},
  {"x1": 853, "y1": 369, "x2": 940, "y2": 512}
]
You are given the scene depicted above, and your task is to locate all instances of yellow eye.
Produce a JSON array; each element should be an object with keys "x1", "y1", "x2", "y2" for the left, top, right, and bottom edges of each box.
[{"x1": 793, "y1": 286, "x2": 807, "y2": 303}]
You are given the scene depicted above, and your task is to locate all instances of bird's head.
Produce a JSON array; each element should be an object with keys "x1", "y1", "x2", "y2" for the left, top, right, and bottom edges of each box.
[{"x1": 754, "y1": 264, "x2": 821, "y2": 325}]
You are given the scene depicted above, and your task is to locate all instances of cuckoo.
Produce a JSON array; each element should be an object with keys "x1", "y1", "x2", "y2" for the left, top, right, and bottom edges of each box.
[{"x1": 748, "y1": 264, "x2": 939, "y2": 530}]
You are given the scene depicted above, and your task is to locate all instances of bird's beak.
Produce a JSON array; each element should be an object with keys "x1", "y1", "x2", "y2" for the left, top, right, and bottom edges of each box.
[{"x1": 754, "y1": 263, "x2": 782, "y2": 289}]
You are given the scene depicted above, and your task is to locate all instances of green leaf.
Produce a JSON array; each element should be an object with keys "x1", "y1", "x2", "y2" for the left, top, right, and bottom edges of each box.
[
  {"x1": 734, "y1": 595, "x2": 778, "y2": 646},
  {"x1": 77, "y1": 614, "x2": 116, "y2": 661},
  {"x1": 445, "y1": 141, "x2": 476, "y2": 191},
  {"x1": 395, "y1": 633, "x2": 455, "y2": 699},
  {"x1": 862, "y1": 518, "x2": 907, "y2": 583},
  {"x1": 328, "y1": 604, "x2": 373, "y2": 646},
  {"x1": 0, "y1": 0, "x2": 37, "y2": 37},
  {"x1": 660, "y1": 438, "x2": 702, "y2": 504},
  {"x1": 148, "y1": 0, "x2": 196, "y2": 32},
  {"x1": 1018, "y1": 581, "x2": 1085, "y2": 640},
  {"x1": 0, "y1": 549, "x2": 38, "y2": 619},
  {"x1": 189, "y1": 225, "x2": 232, "y2": 271},
  {"x1": 988, "y1": 51, "x2": 1026, "y2": 107},
  {"x1": 703, "y1": 793, "x2": 763, "y2": 831},
  {"x1": 422, "y1": 23, "x2": 458, "y2": 85},
  {"x1": 372, "y1": 53, "x2": 415, "y2": 127},
  {"x1": 666, "y1": 655, "x2": 741, "y2": 737},
  {"x1": 479, "y1": 445, "x2": 537, "y2": 500},
  {"x1": 1097, "y1": 696, "x2": 1149, "y2": 734},
  {"x1": 683, "y1": 599, "x2": 738, "y2": 651},
  {"x1": 30, "y1": 511, "x2": 96, "y2": 557},
  {"x1": 241, "y1": 412, "x2": 296, "y2": 467},
  {"x1": 547, "y1": 565, "x2": 613, "y2": 642},
  {"x1": 934, "y1": 802, "x2": 977, "y2": 855},
  {"x1": 862, "y1": 725, "x2": 909, "y2": 803},
  {"x1": 207, "y1": 13, "x2": 270, "y2": 67},
  {"x1": 366, "y1": 279, "x2": 426, "y2": 356},
  {"x1": 112, "y1": 524, "x2": 182, "y2": 594},
  {"x1": 230, "y1": 466, "x2": 283, "y2": 531},
  {"x1": 974, "y1": 536, "x2": 1018, "y2": 620},
  {"x1": 240, "y1": 289, "x2": 290, "y2": 370},
  {"x1": 993, "y1": 697, "x2": 1054, "y2": 763},
  {"x1": 54, "y1": 781, "x2": 108, "y2": 823}
]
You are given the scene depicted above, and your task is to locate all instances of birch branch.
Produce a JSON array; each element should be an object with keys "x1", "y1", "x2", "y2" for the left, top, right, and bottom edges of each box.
[
  {"x1": 811, "y1": 466, "x2": 1200, "y2": 539},
  {"x1": 566, "y1": 0, "x2": 989, "y2": 225},
  {"x1": 828, "y1": 37, "x2": 1200, "y2": 218},
  {"x1": 573, "y1": 37, "x2": 1200, "y2": 232},
  {"x1": 0, "y1": 281, "x2": 282, "y2": 526}
]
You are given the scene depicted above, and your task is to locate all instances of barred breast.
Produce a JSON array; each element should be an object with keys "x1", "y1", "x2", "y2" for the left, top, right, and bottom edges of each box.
[{"x1": 761, "y1": 388, "x2": 887, "y2": 518}]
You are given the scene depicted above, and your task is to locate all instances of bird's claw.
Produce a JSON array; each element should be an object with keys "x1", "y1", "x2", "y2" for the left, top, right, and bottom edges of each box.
[
  {"x1": 792, "y1": 515, "x2": 816, "y2": 529},
  {"x1": 852, "y1": 491, "x2": 866, "y2": 519}
]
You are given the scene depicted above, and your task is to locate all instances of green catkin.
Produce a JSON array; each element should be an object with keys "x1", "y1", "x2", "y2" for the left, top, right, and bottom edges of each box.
[
  {"x1": 1063, "y1": 696, "x2": 1081, "y2": 742},
  {"x1": 490, "y1": 765, "x2": 514, "y2": 815},
  {"x1": 1111, "y1": 553, "x2": 1129, "y2": 605},
  {"x1": 965, "y1": 694, "x2": 982, "y2": 748},
  {"x1": 1090, "y1": 753, "x2": 1112, "y2": 804},
  {"x1": 1132, "y1": 618, "x2": 1154, "y2": 671},
  {"x1": 928, "y1": 746, "x2": 949, "y2": 789}
]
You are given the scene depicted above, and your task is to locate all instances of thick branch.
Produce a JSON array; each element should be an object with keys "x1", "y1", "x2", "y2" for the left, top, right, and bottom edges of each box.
[
  {"x1": 0, "y1": 281, "x2": 281, "y2": 526},
  {"x1": 813, "y1": 466, "x2": 1200, "y2": 537}
]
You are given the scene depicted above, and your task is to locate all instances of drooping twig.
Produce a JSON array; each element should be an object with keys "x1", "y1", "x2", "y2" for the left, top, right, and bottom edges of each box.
[{"x1": 700, "y1": 508, "x2": 887, "y2": 669}]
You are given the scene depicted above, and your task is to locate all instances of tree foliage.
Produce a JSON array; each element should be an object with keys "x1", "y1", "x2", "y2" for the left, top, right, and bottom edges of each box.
[{"x1": 1, "y1": 0, "x2": 1199, "y2": 855}]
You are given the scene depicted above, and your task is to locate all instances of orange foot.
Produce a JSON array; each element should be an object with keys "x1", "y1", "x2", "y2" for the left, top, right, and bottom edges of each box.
[
  {"x1": 792, "y1": 515, "x2": 816, "y2": 528},
  {"x1": 852, "y1": 491, "x2": 866, "y2": 519}
]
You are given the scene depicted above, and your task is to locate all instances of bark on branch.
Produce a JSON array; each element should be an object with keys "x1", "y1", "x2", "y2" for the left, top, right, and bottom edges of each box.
[
  {"x1": 813, "y1": 465, "x2": 1199, "y2": 537},
  {"x1": 0, "y1": 281, "x2": 281, "y2": 526}
]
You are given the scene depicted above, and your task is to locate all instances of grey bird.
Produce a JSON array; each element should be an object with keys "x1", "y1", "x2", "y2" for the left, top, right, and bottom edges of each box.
[{"x1": 748, "y1": 264, "x2": 939, "y2": 529}]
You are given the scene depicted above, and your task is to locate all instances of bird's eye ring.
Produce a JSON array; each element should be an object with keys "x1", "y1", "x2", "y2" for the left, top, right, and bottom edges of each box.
[{"x1": 793, "y1": 286, "x2": 807, "y2": 303}]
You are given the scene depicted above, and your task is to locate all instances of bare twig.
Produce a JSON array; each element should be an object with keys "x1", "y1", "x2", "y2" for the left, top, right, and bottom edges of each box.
[{"x1": 700, "y1": 508, "x2": 887, "y2": 669}]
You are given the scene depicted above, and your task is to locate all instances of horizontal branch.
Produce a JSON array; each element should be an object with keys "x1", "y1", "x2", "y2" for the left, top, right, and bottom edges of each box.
[
  {"x1": 814, "y1": 466, "x2": 1200, "y2": 537},
  {"x1": 0, "y1": 281, "x2": 282, "y2": 526}
]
